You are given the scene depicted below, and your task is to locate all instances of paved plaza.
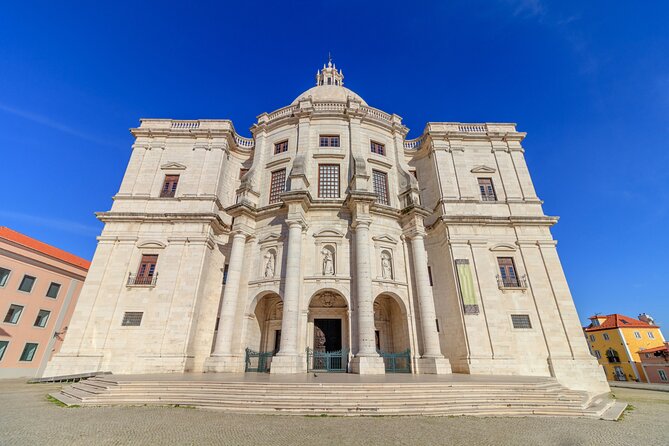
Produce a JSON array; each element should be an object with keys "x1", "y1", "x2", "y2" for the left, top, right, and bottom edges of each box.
[{"x1": 0, "y1": 379, "x2": 667, "y2": 446}]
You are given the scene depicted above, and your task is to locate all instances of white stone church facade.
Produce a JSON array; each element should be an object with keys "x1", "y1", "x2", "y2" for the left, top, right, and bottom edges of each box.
[{"x1": 44, "y1": 62, "x2": 608, "y2": 394}]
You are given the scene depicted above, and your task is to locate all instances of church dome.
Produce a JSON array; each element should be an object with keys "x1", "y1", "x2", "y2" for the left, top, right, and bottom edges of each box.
[{"x1": 290, "y1": 59, "x2": 367, "y2": 106}]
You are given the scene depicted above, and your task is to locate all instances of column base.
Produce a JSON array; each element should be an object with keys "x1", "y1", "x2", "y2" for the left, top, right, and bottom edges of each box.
[
  {"x1": 270, "y1": 354, "x2": 306, "y2": 374},
  {"x1": 203, "y1": 354, "x2": 245, "y2": 373},
  {"x1": 416, "y1": 356, "x2": 452, "y2": 375},
  {"x1": 350, "y1": 355, "x2": 386, "y2": 375}
]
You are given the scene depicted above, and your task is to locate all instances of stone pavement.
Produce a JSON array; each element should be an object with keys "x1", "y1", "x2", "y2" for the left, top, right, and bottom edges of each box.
[{"x1": 0, "y1": 379, "x2": 668, "y2": 446}]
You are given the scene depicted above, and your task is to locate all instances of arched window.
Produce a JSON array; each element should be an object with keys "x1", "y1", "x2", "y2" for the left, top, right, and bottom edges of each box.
[{"x1": 606, "y1": 348, "x2": 621, "y2": 363}]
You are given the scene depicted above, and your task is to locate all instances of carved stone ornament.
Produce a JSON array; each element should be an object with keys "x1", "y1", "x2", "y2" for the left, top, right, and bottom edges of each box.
[
  {"x1": 381, "y1": 252, "x2": 393, "y2": 280},
  {"x1": 264, "y1": 252, "x2": 275, "y2": 278},
  {"x1": 322, "y1": 248, "x2": 335, "y2": 275}
]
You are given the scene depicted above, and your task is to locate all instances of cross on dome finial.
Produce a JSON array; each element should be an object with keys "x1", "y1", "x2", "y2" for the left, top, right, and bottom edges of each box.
[{"x1": 315, "y1": 57, "x2": 344, "y2": 87}]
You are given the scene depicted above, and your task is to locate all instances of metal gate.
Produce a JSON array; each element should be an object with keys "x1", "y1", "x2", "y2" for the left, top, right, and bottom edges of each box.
[
  {"x1": 245, "y1": 348, "x2": 273, "y2": 373},
  {"x1": 378, "y1": 349, "x2": 412, "y2": 373},
  {"x1": 306, "y1": 348, "x2": 349, "y2": 372}
]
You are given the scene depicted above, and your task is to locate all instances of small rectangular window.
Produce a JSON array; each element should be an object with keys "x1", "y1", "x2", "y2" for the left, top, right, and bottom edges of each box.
[
  {"x1": 370, "y1": 141, "x2": 385, "y2": 156},
  {"x1": 427, "y1": 266, "x2": 434, "y2": 286},
  {"x1": 511, "y1": 314, "x2": 532, "y2": 329},
  {"x1": 269, "y1": 169, "x2": 287, "y2": 204},
  {"x1": 318, "y1": 164, "x2": 340, "y2": 198},
  {"x1": 18, "y1": 275, "x2": 36, "y2": 293},
  {"x1": 372, "y1": 170, "x2": 389, "y2": 205},
  {"x1": 122, "y1": 312, "x2": 143, "y2": 326},
  {"x1": 497, "y1": 257, "x2": 520, "y2": 287},
  {"x1": 589, "y1": 335, "x2": 595, "y2": 341},
  {"x1": 223, "y1": 264, "x2": 229, "y2": 284},
  {"x1": 410, "y1": 170, "x2": 417, "y2": 179},
  {"x1": 435, "y1": 318, "x2": 440, "y2": 333},
  {"x1": 132, "y1": 255, "x2": 158, "y2": 285},
  {"x1": 659, "y1": 370, "x2": 668, "y2": 381},
  {"x1": 634, "y1": 331, "x2": 642, "y2": 339},
  {"x1": 239, "y1": 168, "x2": 249, "y2": 179},
  {"x1": 46, "y1": 282, "x2": 61, "y2": 298},
  {"x1": 0, "y1": 340, "x2": 8, "y2": 361},
  {"x1": 648, "y1": 332, "x2": 655, "y2": 339},
  {"x1": 4, "y1": 304, "x2": 24, "y2": 324},
  {"x1": 603, "y1": 333, "x2": 610, "y2": 341},
  {"x1": 594, "y1": 350, "x2": 602, "y2": 359},
  {"x1": 274, "y1": 140, "x2": 288, "y2": 154},
  {"x1": 19, "y1": 343, "x2": 38, "y2": 362},
  {"x1": 0, "y1": 267, "x2": 10, "y2": 287},
  {"x1": 160, "y1": 175, "x2": 179, "y2": 198},
  {"x1": 34, "y1": 309, "x2": 51, "y2": 328},
  {"x1": 478, "y1": 178, "x2": 497, "y2": 201},
  {"x1": 319, "y1": 135, "x2": 340, "y2": 147}
]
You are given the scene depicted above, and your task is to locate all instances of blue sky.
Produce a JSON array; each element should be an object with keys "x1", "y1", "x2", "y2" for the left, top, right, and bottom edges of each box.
[{"x1": 1, "y1": 1, "x2": 667, "y2": 327}]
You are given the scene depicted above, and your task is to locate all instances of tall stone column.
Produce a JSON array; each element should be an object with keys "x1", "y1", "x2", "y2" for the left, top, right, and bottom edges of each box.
[
  {"x1": 204, "y1": 231, "x2": 247, "y2": 372},
  {"x1": 271, "y1": 220, "x2": 305, "y2": 373},
  {"x1": 402, "y1": 213, "x2": 451, "y2": 374},
  {"x1": 350, "y1": 218, "x2": 386, "y2": 374}
]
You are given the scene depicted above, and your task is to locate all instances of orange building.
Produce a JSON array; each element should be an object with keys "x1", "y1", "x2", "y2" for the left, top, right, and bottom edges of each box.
[
  {"x1": 0, "y1": 227, "x2": 90, "y2": 378},
  {"x1": 584, "y1": 313, "x2": 665, "y2": 382}
]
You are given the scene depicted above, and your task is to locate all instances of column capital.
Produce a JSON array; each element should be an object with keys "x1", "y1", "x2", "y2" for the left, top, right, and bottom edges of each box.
[
  {"x1": 351, "y1": 219, "x2": 372, "y2": 230},
  {"x1": 285, "y1": 218, "x2": 308, "y2": 232}
]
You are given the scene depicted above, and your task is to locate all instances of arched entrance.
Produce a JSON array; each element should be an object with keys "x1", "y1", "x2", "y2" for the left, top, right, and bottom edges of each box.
[
  {"x1": 245, "y1": 293, "x2": 282, "y2": 372},
  {"x1": 374, "y1": 293, "x2": 411, "y2": 372},
  {"x1": 307, "y1": 290, "x2": 349, "y2": 372}
]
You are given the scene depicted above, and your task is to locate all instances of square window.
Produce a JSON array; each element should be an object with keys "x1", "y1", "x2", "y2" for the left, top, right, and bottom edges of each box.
[
  {"x1": 0, "y1": 267, "x2": 10, "y2": 287},
  {"x1": 634, "y1": 331, "x2": 641, "y2": 339},
  {"x1": 511, "y1": 314, "x2": 532, "y2": 329},
  {"x1": 19, "y1": 343, "x2": 38, "y2": 362},
  {"x1": 46, "y1": 282, "x2": 61, "y2": 298},
  {"x1": 318, "y1": 164, "x2": 340, "y2": 198},
  {"x1": 319, "y1": 135, "x2": 340, "y2": 147},
  {"x1": 121, "y1": 312, "x2": 143, "y2": 326},
  {"x1": 34, "y1": 309, "x2": 51, "y2": 328},
  {"x1": 160, "y1": 175, "x2": 179, "y2": 198},
  {"x1": 478, "y1": 178, "x2": 497, "y2": 201},
  {"x1": 372, "y1": 170, "x2": 389, "y2": 205},
  {"x1": 4, "y1": 304, "x2": 24, "y2": 324},
  {"x1": 603, "y1": 333, "x2": 610, "y2": 341},
  {"x1": 0, "y1": 340, "x2": 8, "y2": 361},
  {"x1": 648, "y1": 332, "x2": 655, "y2": 339},
  {"x1": 274, "y1": 140, "x2": 288, "y2": 154},
  {"x1": 370, "y1": 141, "x2": 385, "y2": 156},
  {"x1": 269, "y1": 169, "x2": 286, "y2": 204},
  {"x1": 589, "y1": 335, "x2": 595, "y2": 341},
  {"x1": 18, "y1": 275, "x2": 36, "y2": 293}
]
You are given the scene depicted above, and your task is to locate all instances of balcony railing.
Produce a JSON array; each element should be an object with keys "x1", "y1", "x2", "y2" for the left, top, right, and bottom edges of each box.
[
  {"x1": 497, "y1": 274, "x2": 527, "y2": 289},
  {"x1": 127, "y1": 273, "x2": 158, "y2": 286}
]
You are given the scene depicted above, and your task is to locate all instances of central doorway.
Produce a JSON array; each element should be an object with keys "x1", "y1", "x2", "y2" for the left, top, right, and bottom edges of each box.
[{"x1": 313, "y1": 319, "x2": 342, "y2": 353}]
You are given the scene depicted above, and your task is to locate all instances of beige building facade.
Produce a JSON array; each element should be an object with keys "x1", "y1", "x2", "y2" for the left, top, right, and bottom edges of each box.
[{"x1": 44, "y1": 62, "x2": 608, "y2": 394}]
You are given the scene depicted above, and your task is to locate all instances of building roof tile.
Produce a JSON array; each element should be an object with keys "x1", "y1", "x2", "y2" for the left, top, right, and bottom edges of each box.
[
  {"x1": 583, "y1": 313, "x2": 659, "y2": 332},
  {"x1": 0, "y1": 226, "x2": 91, "y2": 270},
  {"x1": 638, "y1": 343, "x2": 669, "y2": 354}
]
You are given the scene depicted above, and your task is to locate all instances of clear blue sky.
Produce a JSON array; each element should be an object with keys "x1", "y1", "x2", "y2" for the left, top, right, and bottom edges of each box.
[{"x1": 1, "y1": 1, "x2": 667, "y2": 327}]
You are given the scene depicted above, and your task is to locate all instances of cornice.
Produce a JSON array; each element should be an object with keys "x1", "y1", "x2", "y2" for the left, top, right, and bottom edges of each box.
[{"x1": 96, "y1": 211, "x2": 228, "y2": 232}]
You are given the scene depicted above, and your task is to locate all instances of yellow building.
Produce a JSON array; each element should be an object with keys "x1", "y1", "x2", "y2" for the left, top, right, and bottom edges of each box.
[{"x1": 584, "y1": 314, "x2": 665, "y2": 382}]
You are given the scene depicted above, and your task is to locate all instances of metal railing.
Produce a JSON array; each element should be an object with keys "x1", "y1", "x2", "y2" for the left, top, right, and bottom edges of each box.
[
  {"x1": 496, "y1": 274, "x2": 527, "y2": 289},
  {"x1": 127, "y1": 273, "x2": 158, "y2": 286},
  {"x1": 306, "y1": 348, "x2": 349, "y2": 372},
  {"x1": 245, "y1": 348, "x2": 273, "y2": 373},
  {"x1": 378, "y1": 349, "x2": 412, "y2": 373}
]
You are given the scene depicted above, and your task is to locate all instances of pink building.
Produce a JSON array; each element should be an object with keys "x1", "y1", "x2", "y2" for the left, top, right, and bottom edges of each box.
[
  {"x1": 0, "y1": 227, "x2": 90, "y2": 378},
  {"x1": 639, "y1": 343, "x2": 669, "y2": 384}
]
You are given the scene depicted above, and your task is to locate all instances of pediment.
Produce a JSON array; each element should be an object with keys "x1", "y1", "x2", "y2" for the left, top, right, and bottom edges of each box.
[
  {"x1": 259, "y1": 233, "x2": 282, "y2": 244},
  {"x1": 161, "y1": 162, "x2": 187, "y2": 170},
  {"x1": 313, "y1": 229, "x2": 345, "y2": 238},
  {"x1": 372, "y1": 234, "x2": 398, "y2": 244},
  {"x1": 489, "y1": 243, "x2": 516, "y2": 252},
  {"x1": 471, "y1": 165, "x2": 496, "y2": 173},
  {"x1": 137, "y1": 240, "x2": 167, "y2": 249}
]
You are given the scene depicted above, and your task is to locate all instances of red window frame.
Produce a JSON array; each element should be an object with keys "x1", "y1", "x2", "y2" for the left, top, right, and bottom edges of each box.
[
  {"x1": 160, "y1": 175, "x2": 179, "y2": 198},
  {"x1": 274, "y1": 140, "x2": 288, "y2": 155},
  {"x1": 370, "y1": 141, "x2": 385, "y2": 156},
  {"x1": 269, "y1": 169, "x2": 287, "y2": 204}
]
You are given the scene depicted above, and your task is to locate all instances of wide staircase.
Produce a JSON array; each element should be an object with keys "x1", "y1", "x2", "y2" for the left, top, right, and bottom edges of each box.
[{"x1": 51, "y1": 374, "x2": 623, "y2": 419}]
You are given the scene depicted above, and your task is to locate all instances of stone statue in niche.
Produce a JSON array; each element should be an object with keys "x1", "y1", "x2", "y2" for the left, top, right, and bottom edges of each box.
[
  {"x1": 381, "y1": 252, "x2": 393, "y2": 280},
  {"x1": 322, "y1": 248, "x2": 335, "y2": 276},
  {"x1": 264, "y1": 251, "x2": 275, "y2": 278}
]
